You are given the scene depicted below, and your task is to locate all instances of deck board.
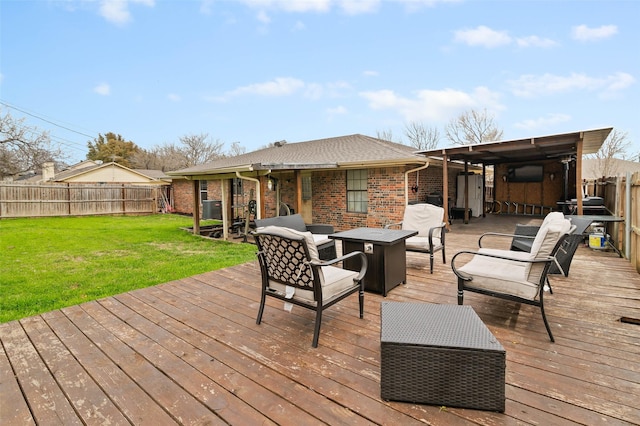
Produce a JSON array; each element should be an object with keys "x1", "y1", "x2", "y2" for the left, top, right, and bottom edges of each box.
[{"x1": 2, "y1": 214, "x2": 640, "y2": 425}]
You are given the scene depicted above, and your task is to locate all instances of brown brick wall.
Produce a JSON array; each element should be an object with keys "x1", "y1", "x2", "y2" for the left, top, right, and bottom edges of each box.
[
  {"x1": 172, "y1": 165, "x2": 460, "y2": 224},
  {"x1": 172, "y1": 180, "x2": 195, "y2": 214}
]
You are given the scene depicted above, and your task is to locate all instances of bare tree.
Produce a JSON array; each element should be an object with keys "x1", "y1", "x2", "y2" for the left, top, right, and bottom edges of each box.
[
  {"x1": 0, "y1": 110, "x2": 64, "y2": 179},
  {"x1": 404, "y1": 122, "x2": 440, "y2": 151},
  {"x1": 376, "y1": 128, "x2": 401, "y2": 143},
  {"x1": 445, "y1": 108, "x2": 503, "y2": 145},
  {"x1": 226, "y1": 141, "x2": 246, "y2": 157},
  {"x1": 179, "y1": 133, "x2": 225, "y2": 166},
  {"x1": 131, "y1": 133, "x2": 236, "y2": 171},
  {"x1": 587, "y1": 129, "x2": 631, "y2": 178}
]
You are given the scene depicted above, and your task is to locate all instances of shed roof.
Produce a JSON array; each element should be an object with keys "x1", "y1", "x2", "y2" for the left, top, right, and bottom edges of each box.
[
  {"x1": 168, "y1": 134, "x2": 428, "y2": 177},
  {"x1": 417, "y1": 128, "x2": 613, "y2": 165}
]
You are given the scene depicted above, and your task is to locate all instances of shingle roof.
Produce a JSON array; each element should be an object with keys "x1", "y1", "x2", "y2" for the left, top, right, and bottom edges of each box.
[
  {"x1": 168, "y1": 134, "x2": 427, "y2": 176},
  {"x1": 582, "y1": 158, "x2": 640, "y2": 180}
]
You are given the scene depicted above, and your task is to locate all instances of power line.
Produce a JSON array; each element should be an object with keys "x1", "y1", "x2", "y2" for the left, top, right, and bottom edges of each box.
[{"x1": 0, "y1": 99, "x2": 97, "y2": 139}]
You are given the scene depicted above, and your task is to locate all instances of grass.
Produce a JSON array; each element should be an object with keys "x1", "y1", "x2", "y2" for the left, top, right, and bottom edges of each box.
[{"x1": 0, "y1": 214, "x2": 257, "y2": 323}]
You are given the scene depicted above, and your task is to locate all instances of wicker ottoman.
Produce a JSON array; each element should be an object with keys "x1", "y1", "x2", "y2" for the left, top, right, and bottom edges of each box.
[{"x1": 380, "y1": 302, "x2": 505, "y2": 412}]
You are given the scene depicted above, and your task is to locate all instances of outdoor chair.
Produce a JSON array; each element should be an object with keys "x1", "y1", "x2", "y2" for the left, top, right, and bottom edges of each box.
[
  {"x1": 452, "y1": 212, "x2": 574, "y2": 342},
  {"x1": 253, "y1": 225, "x2": 367, "y2": 348},
  {"x1": 509, "y1": 216, "x2": 592, "y2": 276},
  {"x1": 385, "y1": 203, "x2": 447, "y2": 273},
  {"x1": 254, "y1": 214, "x2": 337, "y2": 260}
]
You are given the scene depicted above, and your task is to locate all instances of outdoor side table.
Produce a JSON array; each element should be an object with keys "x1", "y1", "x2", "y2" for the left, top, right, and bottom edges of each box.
[
  {"x1": 380, "y1": 302, "x2": 505, "y2": 412},
  {"x1": 329, "y1": 228, "x2": 417, "y2": 296}
]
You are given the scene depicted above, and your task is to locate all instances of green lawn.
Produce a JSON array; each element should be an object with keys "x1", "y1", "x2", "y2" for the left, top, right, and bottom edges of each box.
[{"x1": 0, "y1": 215, "x2": 257, "y2": 323}]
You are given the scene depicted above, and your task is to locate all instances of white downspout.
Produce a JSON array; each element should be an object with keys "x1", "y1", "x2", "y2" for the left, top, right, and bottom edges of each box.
[
  {"x1": 404, "y1": 161, "x2": 430, "y2": 205},
  {"x1": 236, "y1": 171, "x2": 262, "y2": 219}
]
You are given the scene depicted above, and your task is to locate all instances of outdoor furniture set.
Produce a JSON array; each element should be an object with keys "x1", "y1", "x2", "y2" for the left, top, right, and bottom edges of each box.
[{"x1": 252, "y1": 207, "x2": 576, "y2": 411}]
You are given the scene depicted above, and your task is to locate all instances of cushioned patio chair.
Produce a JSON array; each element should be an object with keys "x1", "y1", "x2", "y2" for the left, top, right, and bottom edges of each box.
[
  {"x1": 385, "y1": 203, "x2": 447, "y2": 273},
  {"x1": 253, "y1": 225, "x2": 367, "y2": 348},
  {"x1": 508, "y1": 216, "x2": 592, "y2": 276},
  {"x1": 452, "y1": 212, "x2": 574, "y2": 342}
]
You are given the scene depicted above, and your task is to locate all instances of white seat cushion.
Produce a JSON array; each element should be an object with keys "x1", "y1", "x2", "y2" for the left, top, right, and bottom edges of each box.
[
  {"x1": 458, "y1": 248, "x2": 539, "y2": 300},
  {"x1": 268, "y1": 266, "x2": 358, "y2": 305},
  {"x1": 405, "y1": 235, "x2": 442, "y2": 251},
  {"x1": 312, "y1": 234, "x2": 331, "y2": 247}
]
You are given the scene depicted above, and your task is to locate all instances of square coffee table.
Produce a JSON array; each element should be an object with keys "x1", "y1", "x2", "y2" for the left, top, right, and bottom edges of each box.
[{"x1": 380, "y1": 302, "x2": 506, "y2": 412}]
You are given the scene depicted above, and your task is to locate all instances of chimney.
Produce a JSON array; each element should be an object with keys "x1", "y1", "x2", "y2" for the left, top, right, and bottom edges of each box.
[{"x1": 42, "y1": 162, "x2": 55, "y2": 182}]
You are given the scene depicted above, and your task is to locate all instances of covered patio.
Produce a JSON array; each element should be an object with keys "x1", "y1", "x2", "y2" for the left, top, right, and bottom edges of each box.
[{"x1": 2, "y1": 214, "x2": 639, "y2": 425}]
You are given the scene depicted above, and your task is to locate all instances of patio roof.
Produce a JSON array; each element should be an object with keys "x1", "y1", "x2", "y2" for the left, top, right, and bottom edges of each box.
[{"x1": 417, "y1": 127, "x2": 613, "y2": 165}]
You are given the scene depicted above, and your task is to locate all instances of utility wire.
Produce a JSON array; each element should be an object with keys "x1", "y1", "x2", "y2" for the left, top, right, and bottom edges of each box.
[{"x1": 0, "y1": 99, "x2": 96, "y2": 139}]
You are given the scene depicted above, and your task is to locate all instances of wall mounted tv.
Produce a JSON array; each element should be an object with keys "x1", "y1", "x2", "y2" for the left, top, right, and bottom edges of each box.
[{"x1": 507, "y1": 164, "x2": 543, "y2": 182}]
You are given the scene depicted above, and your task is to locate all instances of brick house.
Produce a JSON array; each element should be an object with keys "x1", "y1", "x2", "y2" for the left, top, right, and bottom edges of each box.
[{"x1": 168, "y1": 134, "x2": 474, "y2": 238}]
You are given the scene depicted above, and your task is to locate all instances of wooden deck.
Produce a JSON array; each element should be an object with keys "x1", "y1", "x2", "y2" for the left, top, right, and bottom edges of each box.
[{"x1": 2, "y1": 214, "x2": 639, "y2": 425}]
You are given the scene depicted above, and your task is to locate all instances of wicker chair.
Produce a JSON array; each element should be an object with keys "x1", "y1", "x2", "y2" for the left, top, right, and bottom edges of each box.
[
  {"x1": 253, "y1": 225, "x2": 367, "y2": 348},
  {"x1": 452, "y1": 212, "x2": 574, "y2": 342},
  {"x1": 385, "y1": 203, "x2": 447, "y2": 273}
]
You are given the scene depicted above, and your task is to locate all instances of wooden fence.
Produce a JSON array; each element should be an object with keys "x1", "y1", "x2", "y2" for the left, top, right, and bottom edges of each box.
[
  {"x1": 0, "y1": 183, "x2": 159, "y2": 218},
  {"x1": 595, "y1": 172, "x2": 640, "y2": 273}
]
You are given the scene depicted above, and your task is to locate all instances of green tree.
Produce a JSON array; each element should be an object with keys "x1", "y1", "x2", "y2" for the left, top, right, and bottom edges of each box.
[{"x1": 87, "y1": 132, "x2": 139, "y2": 167}]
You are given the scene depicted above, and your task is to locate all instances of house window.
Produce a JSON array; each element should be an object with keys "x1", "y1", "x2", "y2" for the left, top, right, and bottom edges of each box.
[
  {"x1": 200, "y1": 180, "x2": 208, "y2": 202},
  {"x1": 302, "y1": 176, "x2": 312, "y2": 200},
  {"x1": 346, "y1": 169, "x2": 367, "y2": 213}
]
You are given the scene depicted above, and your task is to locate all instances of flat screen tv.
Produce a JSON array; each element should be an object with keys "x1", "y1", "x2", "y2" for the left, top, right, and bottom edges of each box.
[{"x1": 507, "y1": 164, "x2": 543, "y2": 182}]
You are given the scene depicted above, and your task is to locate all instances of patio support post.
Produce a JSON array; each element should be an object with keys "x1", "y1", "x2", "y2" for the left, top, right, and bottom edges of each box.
[
  {"x1": 442, "y1": 153, "x2": 450, "y2": 230},
  {"x1": 192, "y1": 179, "x2": 200, "y2": 235},
  {"x1": 482, "y1": 164, "x2": 487, "y2": 218},
  {"x1": 464, "y1": 161, "x2": 470, "y2": 224},
  {"x1": 221, "y1": 178, "x2": 229, "y2": 240},
  {"x1": 295, "y1": 170, "x2": 303, "y2": 215},
  {"x1": 576, "y1": 139, "x2": 584, "y2": 215}
]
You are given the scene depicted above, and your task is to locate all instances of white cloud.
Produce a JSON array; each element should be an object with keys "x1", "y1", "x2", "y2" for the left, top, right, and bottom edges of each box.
[
  {"x1": 359, "y1": 86, "x2": 503, "y2": 122},
  {"x1": 327, "y1": 105, "x2": 348, "y2": 115},
  {"x1": 338, "y1": 0, "x2": 380, "y2": 15},
  {"x1": 454, "y1": 25, "x2": 511, "y2": 48},
  {"x1": 396, "y1": 0, "x2": 462, "y2": 12},
  {"x1": 572, "y1": 24, "x2": 618, "y2": 42},
  {"x1": 200, "y1": 0, "x2": 214, "y2": 15},
  {"x1": 508, "y1": 72, "x2": 635, "y2": 98},
  {"x1": 212, "y1": 77, "x2": 351, "y2": 102},
  {"x1": 231, "y1": 77, "x2": 305, "y2": 97},
  {"x1": 516, "y1": 35, "x2": 557, "y2": 48},
  {"x1": 257, "y1": 10, "x2": 271, "y2": 24},
  {"x1": 238, "y1": 0, "x2": 331, "y2": 13},
  {"x1": 514, "y1": 113, "x2": 572, "y2": 131},
  {"x1": 292, "y1": 20, "x2": 306, "y2": 31},
  {"x1": 99, "y1": 0, "x2": 155, "y2": 25},
  {"x1": 94, "y1": 83, "x2": 111, "y2": 96}
]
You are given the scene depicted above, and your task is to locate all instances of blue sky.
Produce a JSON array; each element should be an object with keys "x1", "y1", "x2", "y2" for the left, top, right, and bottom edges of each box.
[{"x1": 1, "y1": 0, "x2": 638, "y2": 165}]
